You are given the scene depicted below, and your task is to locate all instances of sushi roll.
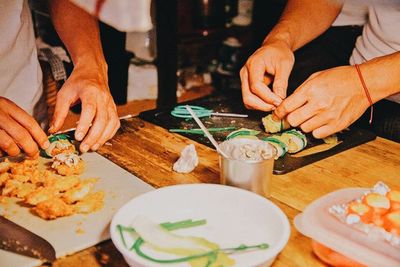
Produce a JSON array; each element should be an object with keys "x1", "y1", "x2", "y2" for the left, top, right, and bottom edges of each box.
[
  {"x1": 262, "y1": 136, "x2": 288, "y2": 159},
  {"x1": 280, "y1": 129, "x2": 307, "y2": 153},
  {"x1": 226, "y1": 128, "x2": 260, "y2": 140},
  {"x1": 42, "y1": 134, "x2": 76, "y2": 158},
  {"x1": 51, "y1": 153, "x2": 85, "y2": 176},
  {"x1": 262, "y1": 114, "x2": 290, "y2": 133}
]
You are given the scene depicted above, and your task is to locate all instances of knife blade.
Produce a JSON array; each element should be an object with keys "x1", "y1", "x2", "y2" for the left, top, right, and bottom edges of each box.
[{"x1": 0, "y1": 216, "x2": 56, "y2": 262}]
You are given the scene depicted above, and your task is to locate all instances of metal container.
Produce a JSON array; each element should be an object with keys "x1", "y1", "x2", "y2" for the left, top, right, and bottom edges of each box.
[{"x1": 219, "y1": 139, "x2": 275, "y2": 198}]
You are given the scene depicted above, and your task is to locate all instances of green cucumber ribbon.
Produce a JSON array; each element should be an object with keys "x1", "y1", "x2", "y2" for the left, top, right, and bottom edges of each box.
[{"x1": 117, "y1": 219, "x2": 269, "y2": 264}]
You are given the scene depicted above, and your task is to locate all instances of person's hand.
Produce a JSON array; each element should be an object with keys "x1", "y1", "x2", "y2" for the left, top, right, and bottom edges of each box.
[
  {"x1": 0, "y1": 97, "x2": 49, "y2": 157},
  {"x1": 49, "y1": 66, "x2": 120, "y2": 153},
  {"x1": 274, "y1": 65, "x2": 370, "y2": 138},
  {"x1": 240, "y1": 39, "x2": 295, "y2": 111}
]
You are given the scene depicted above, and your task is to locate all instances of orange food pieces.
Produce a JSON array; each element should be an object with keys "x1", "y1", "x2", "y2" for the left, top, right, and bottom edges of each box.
[
  {"x1": 387, "y1": 190, "x2": 400, "y2": 212},
  {"x1": 383, "y1": 211, "x2": 400, "y2": 235},
  {"x1": 347, "y1": 202, "x2": 373, "y2": 223},
  {"x1": 346, "y1": 189, "x2": 400, "y2": 232},
  {"x1": 363, "y1": 193, "x2": 390, "y2": 214}
]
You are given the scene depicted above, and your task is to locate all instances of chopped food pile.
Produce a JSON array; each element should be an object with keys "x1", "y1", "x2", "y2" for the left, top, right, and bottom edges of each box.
[
  {"x1": 0, "y1": 134, "x2": 104, "y2": 220},
  {"x1": 329, "y1": 182, "x2": 400, "y2": 247},
  {"x1": 220, "y1": 139, "x2": 275, "y2": 161},
  {"x1": 117, "y1": 217, "x2": 269, "y2": 266}
]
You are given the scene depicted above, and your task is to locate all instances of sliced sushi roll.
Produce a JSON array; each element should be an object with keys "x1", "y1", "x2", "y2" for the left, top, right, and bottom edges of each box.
[
  {"x1": 42, "y1": 134, "x2": 76, "y2": 158},
  {"x1": 261, "y1": 136, "x2": 288, "y2": 159},
  {"x1": 262, "y1": 114, "x2": 290, "y2": 133},
  {"x1": 280, "y1": 129, "x2": 307, "y2": 153},
  {"x1": 226, "y1": 128, "x2": 260, "y2": 140}
]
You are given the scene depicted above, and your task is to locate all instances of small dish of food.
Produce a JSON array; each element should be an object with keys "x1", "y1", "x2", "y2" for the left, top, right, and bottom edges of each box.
[
  {"x1": 110, "y1": 184, "x2": 290, "y2": 267},
  {"x1": 294, "y1": 182, "x2": 400, "y2": 267}
]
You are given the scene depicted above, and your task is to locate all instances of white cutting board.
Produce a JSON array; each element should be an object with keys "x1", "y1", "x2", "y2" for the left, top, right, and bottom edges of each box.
[{"x1": 0, "y1": 152, "x2": 154, "y2": 267}]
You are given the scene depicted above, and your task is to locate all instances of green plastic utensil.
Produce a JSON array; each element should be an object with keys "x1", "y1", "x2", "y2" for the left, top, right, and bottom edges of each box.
[{"x1": 171, "y1": 105, "x2": 248, "y2": 119}]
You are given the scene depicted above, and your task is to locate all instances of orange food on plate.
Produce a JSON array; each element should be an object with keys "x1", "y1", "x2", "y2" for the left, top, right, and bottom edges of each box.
[
  {"x1": 311, "y1": 240, "x2": 365, "y2": 267},
  {"x1": 382, "y1": 210, "x2": 400, "y2": 235},
  {"x1": 347, "y1": 202, "x2": 373, "y2": 223},
  {"x1": 362, "y1": 193, "x2": 390, "y2": 215},
  {"x1": 387, "y1": 190, "x2": 400, "y2": 211}
]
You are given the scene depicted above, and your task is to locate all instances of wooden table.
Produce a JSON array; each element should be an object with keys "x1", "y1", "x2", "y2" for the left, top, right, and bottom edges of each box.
[{"x1": 49, "y1": 117, "x2": 400, "y2": 267}]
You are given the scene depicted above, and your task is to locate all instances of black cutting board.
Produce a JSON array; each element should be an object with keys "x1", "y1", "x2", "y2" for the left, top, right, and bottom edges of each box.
[{"x1": 139, "y1": 91, "x2": 376, "y2": 174}]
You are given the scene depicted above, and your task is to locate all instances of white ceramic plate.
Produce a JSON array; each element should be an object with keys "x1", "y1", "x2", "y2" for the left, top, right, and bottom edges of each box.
[{"x1": 110, "y1": 184, "x2": 290, "y2": 267}]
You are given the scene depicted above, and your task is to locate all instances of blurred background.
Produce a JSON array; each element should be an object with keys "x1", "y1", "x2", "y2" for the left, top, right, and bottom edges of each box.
[{"x1": 30, "y1": 0, "x2": 286, "y2": 122}]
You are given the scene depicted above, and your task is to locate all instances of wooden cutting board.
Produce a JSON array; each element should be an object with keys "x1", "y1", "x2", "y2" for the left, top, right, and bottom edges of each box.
[{"x1": 0, "y1": 152, "x2": 153, "y2": 267}]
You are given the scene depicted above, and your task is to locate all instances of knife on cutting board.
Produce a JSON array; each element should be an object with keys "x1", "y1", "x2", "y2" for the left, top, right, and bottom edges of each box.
[{"x1": 0, "y1": 216, "x2": 56, "y2": 262}]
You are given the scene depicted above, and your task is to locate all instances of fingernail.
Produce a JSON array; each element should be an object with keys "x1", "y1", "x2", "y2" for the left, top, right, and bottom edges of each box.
[
  {"x1": 76, "y1": 132, "x2": 84, "y2": 141},
  {"x1": 274, "y1": 100, "x2": 282, "y2": 106},
  {"x1": 92, "y1": 144, "x2": 100, "y2": 151},
  {"x1": 48, "y1": 125, "x2": 54, "y2": 133},
  {"x1": 43, "y1": 140, "x2": 50, "y2": 149},
  {"x1": 81, "y1": 144, "x2": 89, "y2": 153}
]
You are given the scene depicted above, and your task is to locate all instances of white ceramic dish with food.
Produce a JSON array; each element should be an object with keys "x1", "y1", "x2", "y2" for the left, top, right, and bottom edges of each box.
[{"x1": 110, "y1": 184, "x2": 290, "y2": 267}]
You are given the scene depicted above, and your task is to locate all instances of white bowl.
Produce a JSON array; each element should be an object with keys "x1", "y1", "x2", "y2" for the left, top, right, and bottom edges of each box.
[{"x1": 110, "y1": 184, "x2": 290, "y2": 267}]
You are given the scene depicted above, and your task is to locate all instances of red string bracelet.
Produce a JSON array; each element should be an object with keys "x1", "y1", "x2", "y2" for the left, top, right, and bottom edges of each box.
[{"x1": 354, "y1": 64, "x2": 374, "y2": 124}]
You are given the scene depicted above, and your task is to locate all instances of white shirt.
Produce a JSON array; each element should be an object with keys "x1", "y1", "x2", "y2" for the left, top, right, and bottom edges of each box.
[
  {"x1": 334, "y1": 1, "x2": 400, "y2": 103},
  {"x1": 0, "y1": 0, "x2": 43, "y2": 115}
]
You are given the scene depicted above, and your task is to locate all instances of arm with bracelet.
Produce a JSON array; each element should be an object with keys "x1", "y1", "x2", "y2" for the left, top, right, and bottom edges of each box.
[{"x1": 274, "y1": 51, "x2": 400, "y2": 139}]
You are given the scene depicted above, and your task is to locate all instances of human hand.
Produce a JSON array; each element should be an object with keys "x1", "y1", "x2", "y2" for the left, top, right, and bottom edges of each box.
[
  {"x1": 274, "y1": 65, "x2": 370, "y2": 138},
  {"x1": 0, "y1": 97, "x2": 49, "y2": 157},
  {"x1": 240, "y1": 39, "x2": 295, "y2": 111},
  {"x1": 49, "y1": 66, "x2": 120, "y2": 153}
]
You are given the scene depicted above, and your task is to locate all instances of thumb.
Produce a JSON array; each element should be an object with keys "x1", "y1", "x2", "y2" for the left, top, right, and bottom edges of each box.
[{"x1": 273, "y1": 60, "x2": 293, "y2": 99}]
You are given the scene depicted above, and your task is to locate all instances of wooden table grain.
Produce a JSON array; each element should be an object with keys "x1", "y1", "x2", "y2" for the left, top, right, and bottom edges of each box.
[{"x1": 49, "y1": 117, "x2": 400, "y2": 267}]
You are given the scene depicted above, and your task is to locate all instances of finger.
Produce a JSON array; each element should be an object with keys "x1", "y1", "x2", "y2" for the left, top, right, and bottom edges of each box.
[
  {"x1": 299, "y1": 112, "x2": 333, "y2": 133},
  {"x1": 9, "y1": 107, "x2": 49, "y2": 149},
  {"x1": 75, "y1": 98, "x2": 96, "y2": 141},
  {"x1": 273, "y1": 60, "x2": 293, "y2": 99},
  {"x1": 286, "y1": 103, "x2": 318, "y2": 127},
  {"x1": 91, "y1": 114, "x2": 118, "y2": 151},
  {"x1": 0, "y1": 117, "x2": 38, "y2": 157},
  {"x1": 247, "y1": 61, "x2": 282, "y2": 106},
  {"x1": 49, "y1": 91, "x2": 76, "y2": 133},
  {"x1": 312, "y1": 124, "x2": 337, "y2": 139},
  {"x1": 241, "y1": 68, "x2": 276, "y2": 111},
  {"x1": 80, "y1": 107, "x2": 108, "y2": 153},
  {"x1": 274, "y1": 88, "x2": 308, "y2": 119},
  {"x1": 0, "y1": 130, "x2": 20, "y2": 156}
]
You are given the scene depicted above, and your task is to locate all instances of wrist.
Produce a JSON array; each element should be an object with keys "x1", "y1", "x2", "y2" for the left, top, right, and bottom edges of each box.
[
  {"x1": 73, "y1": 58, "x2": 108, "y2": 80},
  {"x1": 358, "y1": 54, "x2": 400, "y2": 103},
  {"x1": 263, "y1": 21, "x2": 295, "y2": 50}
]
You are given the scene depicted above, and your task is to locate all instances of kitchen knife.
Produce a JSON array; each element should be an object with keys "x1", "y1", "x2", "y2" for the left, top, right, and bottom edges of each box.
[{"x1": 0, "y1": 216, "x2": 56, "y2": 262}]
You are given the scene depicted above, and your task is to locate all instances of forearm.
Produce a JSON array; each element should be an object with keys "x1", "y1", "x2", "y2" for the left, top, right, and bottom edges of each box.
[
  {"x1": 359, "y1": 52, "x2": 400, "y2": 103},
  {"x1": 48, "y1": 0, "x2": 106, "y2": 74},
  {"x1": 264, "y1": 0, "x2": 342, "y2": 51}
]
